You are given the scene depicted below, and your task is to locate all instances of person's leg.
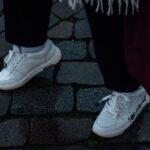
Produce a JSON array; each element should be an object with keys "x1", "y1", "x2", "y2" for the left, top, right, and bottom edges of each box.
[
  {"x1": 85, "y1": 2, "x2": 140, "y2": 92},
  {"x1": 84, "y1": 2, "x2": 150, "y2": 138},
  {"x1": 0, "y1": 0, "x2": 62, "y2": 90},
  {"x1": 124, "y1": 0, "x2": 150, "y2": 95},
  {"x1": 3, "y1": 0, "x2": 51, "y2": 47}
]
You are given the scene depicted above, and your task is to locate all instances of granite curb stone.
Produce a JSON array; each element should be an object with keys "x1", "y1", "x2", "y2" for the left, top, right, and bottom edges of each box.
[
  {"x1": 0, "y1": 119, "x2": 29, "y2": 147},
  {"x1": 57, "y1": 62, "x2": 104, "y2": 85},
  {"x1": 11, "y1": 86, "x2": 74, "y2": 114},
  {"x1": 30, "y1": 118, "x2": 93, "y2": 144}
]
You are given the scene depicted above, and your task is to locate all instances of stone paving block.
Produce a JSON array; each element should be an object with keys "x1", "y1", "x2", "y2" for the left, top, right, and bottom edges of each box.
[
  {"x1": 48, "y1": 21, "x2": 73, "y2": 39},
  {"x1": 30, "y1": 118, "x2": 93, "y2": 145},
  {"x1": 0, "y1": 15, "x2": 4, "y2": 32},
  {"x1": 0, "y1": 91, "x2": 11, "y2": 116},
  {"x1": 45, "y1": 145, "x2": 92, "y2": 150},
  {"x1": 57, "y1": 40, "x2": 87, "y2": 60},
  {"x1": 95, "y1": 145, "x2": 139, "y2": 150},
  {"x1": 10, "y1": 148, "x2": 33, "y2": 150},
  {"x1": 53, "y1": 0, "x2": 57, "y2": 3},
  {"x1": 0, "y1": 119, "x2": 28, "y2": 147},
  {"x1": 52, "y1": 0, "x2": 81, "y2": 19},
  {"x1": 0, "y1": 0, "x2": 3, "y2": 11},
  {"x1": 77, "y1": 87, "x2": 112, "y2": 112},
  {"x1": 36, "y1": 66, "x2": 54, "y2": 80},
  {"x1": 97, "y1": 145, "x2": 150, "y2": 150},
  {"x1": 137, "y1": 112, "x2": 150, "y2": 142},
  {"x1": 25, "y1": 67, "x2": 55, "y2": 86},
  {"x1": 89, "y1": 40, "x2": 96, "y2": 59},
  {"x1": 0, "y1": 32, "x2": 11, "y2": 57},
  {"x1": 57, "y1": 62, "x2": 104, "y2": 85},
  {"x1": 9, "y1": 145, "x2": 150, "y2": 150},
  {"x1": 9, "y1": 149, "x2": 23, "y2": 150},
  {"x1": 145, "y1": 103, "x2": 150, "y2": 111},
  {"x1": 74, "y1": 9, "x2": 87, "y2": 19},
  {"x1": 138, "y1": 146, "x2": 150, "y2": 150},
  {"x1": 9, "y1": 146, "x2": 92, "y2": 150},
  {"x1": 75, "y1": 20, "x2": 92, "y2": 39},
  {"x1": 11, "y1": 86, "x2": 74, "y2": 114},
  {"x1": 49, "y1": 14, "x2": 60, "y2": 28},
  {"x1": 106, "y1": 145, "x2": 141, "y2": 150}
]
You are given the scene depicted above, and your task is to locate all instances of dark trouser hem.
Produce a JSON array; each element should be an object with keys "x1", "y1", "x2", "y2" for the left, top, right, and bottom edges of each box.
[
  {"x1": 85, "y1": 3, "x2": 140, "y2": 92},
  {"x1": 5, "y1": 36, "x2": 48, "y2": 47},
  {"x1": 3, "y1": 0, "x2": 52, "y2": 47},
  {"x1": 105, "y1": 83, "x2": 140, "y2": 93}
]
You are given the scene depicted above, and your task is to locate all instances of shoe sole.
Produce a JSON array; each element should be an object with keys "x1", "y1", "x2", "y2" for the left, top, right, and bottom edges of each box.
[
  {"x1": 0, "y1": 45, "x2": 62, "y2": 90},
  {"x1": 92, "y1": 95, "x2": 150, "y2": 138}
]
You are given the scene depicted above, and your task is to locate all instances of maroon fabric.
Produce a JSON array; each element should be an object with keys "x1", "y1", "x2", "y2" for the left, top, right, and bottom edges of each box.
[{"x1": 124, "y1": 0, "x2": 150, "y2": 94}]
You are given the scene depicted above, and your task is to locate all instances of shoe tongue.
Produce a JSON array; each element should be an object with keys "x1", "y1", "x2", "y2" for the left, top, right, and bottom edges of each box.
[
  {"x1": 107, "y1": 94, "x2": 120, "y2": 114},
  {"x1": 5, "y1": 45, "x2": 21, "y2": 68},
  {"x1": 13, "y1": 45, "x2": 21, "y2": 53}
]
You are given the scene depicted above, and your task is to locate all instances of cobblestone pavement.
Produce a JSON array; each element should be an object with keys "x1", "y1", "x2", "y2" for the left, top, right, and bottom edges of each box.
[{"x1": 0, "y1": 0, "x2": 150, "y2": 149}]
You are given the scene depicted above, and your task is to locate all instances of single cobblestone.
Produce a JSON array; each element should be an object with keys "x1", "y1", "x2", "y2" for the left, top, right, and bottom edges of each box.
[
  {"x1": 57, "y1": 62, "x2": 104, "y2": 85},
  {"x1": 0, "y1": 15, "x2": 4, "y2": 32},
  {"x1": 75, "y1": 20, "x2": 92, "y2": 39},
  {"x1": 98, "y1": 145, "x2": 140, "y2": 150},
  {"x1": 0, "y1": 0, "x2": 3, "y2": 12},
  {"x1": 103, "y1": 145, "x2": 142, "y2": 150},
  {"x1": 11, "y1": 86, "x2": 74, "y2": 114},
  {"x1": 7, "y1": 145, "x2": 150, "y2": 150},
  {"x1": 77, "y1": 87, "x2": 112, "y2": 112},
  {"x1": 48, "y1": 21, "x2": 73, "y2": 39},
  {"x1": 0, "y1": 91, "x2": 11, "y2": 116},
  {"x1": 75, "y1": 9, "x2": 87, "y2": 19},
  {"x1": 0, "y1": 33, "x2": 11, "y2": 57},
  {"x1": 44, "y1": 145, "x2": 92, "y2": 150},
  {"x1": 145, "y1": 103, "x2": 150, "y2": 111},
  {"x1": 53, "y1": 0, "x2": 57, "y2": 3},
  {"x1": 137, "y1": 112, "x2": 150, "y2": 142},
  {"x1": 52, "y1": 0, "x2": 81, "y2": 19},
  {"x1": 9, "y1": 146, "x2": 92, "y2": 150},
  {"x1": 89, "y1": 40, "x2": 96, "y2": 59},
  {"x1": 57, "y1": 40, "x2": 87, "y2": 60},
  {"x1": 37, "y1": 66, "x2": 54, "y2": 80},
  {"x1": 139, "y1": 146, "x2": 150, "y2": 150},
  {"x1": 0, "y1": 119, "x2": 28, "y2": 147},
  {"x1": 49, "y1": 14, "x2": 60, "y2": 28},
  {"x1": 30, "y1": 118, "x2": 93, "y2": 145},
  {"x1": 27, "y1": 67, "x2": 55, "y2": 86}
]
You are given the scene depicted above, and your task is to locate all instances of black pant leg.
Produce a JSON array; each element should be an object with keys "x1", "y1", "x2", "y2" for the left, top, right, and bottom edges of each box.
[
  {"x1": 85, "y1": 4, "x2": 140, "y2": 92},
  {"x1": 3, "y1": 0, "x2": 52, "y2": 47}
]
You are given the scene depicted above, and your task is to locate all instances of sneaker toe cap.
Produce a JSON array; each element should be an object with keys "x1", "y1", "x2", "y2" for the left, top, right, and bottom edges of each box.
[
  {"x1": 0, "y1": 78, "x2": 16, "y2": 88},
  {"x1": 93, "y1": 112, "x2": 125, "y2": 131},
  {"x1": 95, "y1": 113, "x2": 116, "y2": 128}
]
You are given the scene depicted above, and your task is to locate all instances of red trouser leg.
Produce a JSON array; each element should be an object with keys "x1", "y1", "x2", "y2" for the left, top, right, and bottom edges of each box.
[{"x1": 124, "y1": 0, "x2": 150, "y2": 94}]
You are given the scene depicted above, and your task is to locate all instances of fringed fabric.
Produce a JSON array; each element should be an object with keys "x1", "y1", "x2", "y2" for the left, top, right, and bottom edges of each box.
[{"x1": 59, "y1": 0, "x2": 140, "y2": 15}]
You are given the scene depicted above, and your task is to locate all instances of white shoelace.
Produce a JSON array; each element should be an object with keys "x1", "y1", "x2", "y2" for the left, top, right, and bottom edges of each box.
[
  {"x1": 99, "y1": 92, "x2": 129, "y2": 116},
  {"x1": 1, "y1": 46, "x2": 25, "y2": 78},
  {"x1": 1, "y1": 50, "x2": 15, "y2": 78},
  {"x1": 4, "y1": 50, "x2": 15, "y2": 66}
]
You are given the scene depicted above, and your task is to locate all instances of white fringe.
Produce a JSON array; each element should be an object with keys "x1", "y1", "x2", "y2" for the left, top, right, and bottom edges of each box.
[{"x1": 59, "y1": 0, "x2": 140, "y2": 15}]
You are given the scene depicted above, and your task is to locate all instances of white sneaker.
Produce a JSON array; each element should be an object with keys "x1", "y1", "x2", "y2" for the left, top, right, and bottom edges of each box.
[
  {"x1": 92, "y1": 86, "x2": 150, "y2": 138},
  {"x1": 0, "y1": 39, "x2": 62, "y2": 90}
]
